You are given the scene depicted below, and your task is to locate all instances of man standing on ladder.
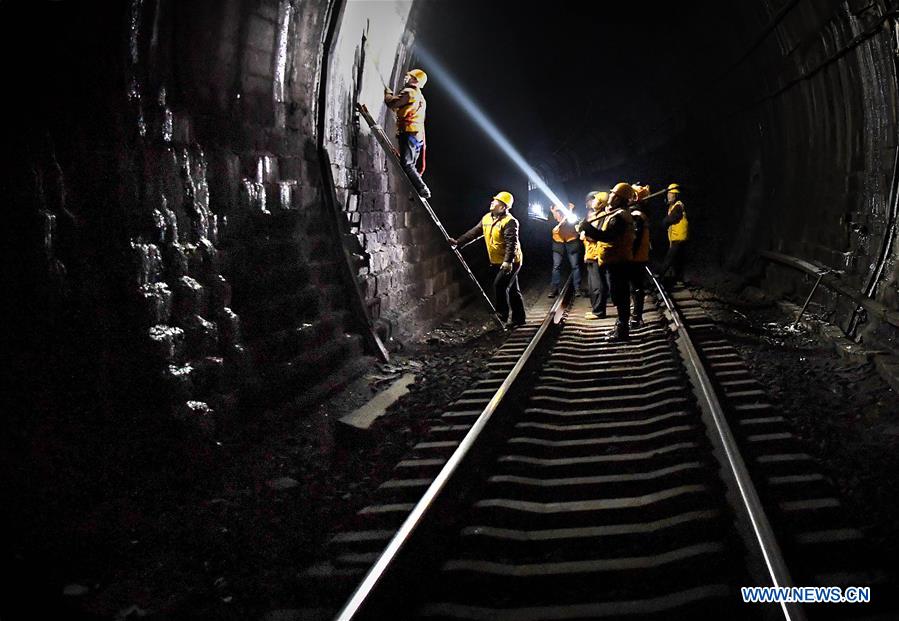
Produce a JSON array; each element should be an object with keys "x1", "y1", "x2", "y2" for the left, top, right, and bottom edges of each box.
[
  {"x1": 384, "y1": 69, "x2": 432, "y2": 199},
  {"x1": 448, "y1": 192, "x2": 526, "y2": 328}
]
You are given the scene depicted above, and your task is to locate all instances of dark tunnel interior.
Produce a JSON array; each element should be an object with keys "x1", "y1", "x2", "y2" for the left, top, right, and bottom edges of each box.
[{"x1": 3, "y1": 0, "x2": 899, "y2": 619}]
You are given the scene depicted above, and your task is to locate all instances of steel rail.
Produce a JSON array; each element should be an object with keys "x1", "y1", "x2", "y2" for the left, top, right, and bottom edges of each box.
[
  {"x1": 647, "y1": 266, "x2": 806, "y2": 621},
  {"x1": 334, "y1": 276, "x2": 572, "y2": 621}
]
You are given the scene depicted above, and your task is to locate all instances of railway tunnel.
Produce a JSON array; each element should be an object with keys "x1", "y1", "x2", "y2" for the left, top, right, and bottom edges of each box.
[{"x1": 4, "y1": 0, "x2": 899, "y2": 619}]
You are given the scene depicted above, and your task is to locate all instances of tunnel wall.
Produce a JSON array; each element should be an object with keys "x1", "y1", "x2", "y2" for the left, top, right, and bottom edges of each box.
[
  {"x1": 715, "y1": 1, "x2": 899, "y2": 349},
  {"x1": 323, "y1": 2, "x2": 464, "y2": 337},
  {"x1": 8, "y1": 0, "x2": 453, "y2": 450}
]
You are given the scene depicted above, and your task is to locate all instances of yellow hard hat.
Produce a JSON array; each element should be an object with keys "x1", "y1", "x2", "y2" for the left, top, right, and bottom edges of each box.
[
  {"x1": 407, "y1": 69, "x2": 428, "y2": 87},
  {"x1": 610, "y1": 182, "x2": 635, "y2": 202},
  {"x1": 590, "y1": 191, "x2": 609, "y2": 209},
  {"x1": 667, "y1": 183, "x2": 681, "y2": 194},
  {"x1": 493, "y1": 191, "x2": 514, "y2": 208},
  {"x1": 634, "y1": 184, "x2": 651, "y2": 201}
]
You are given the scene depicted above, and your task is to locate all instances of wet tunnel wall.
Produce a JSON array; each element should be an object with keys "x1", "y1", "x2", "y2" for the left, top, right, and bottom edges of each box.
[
  {"x1": 534, "y1": 0, "x2": 899, "y2": 351},
  {"x1": 6, "y1": 0, "x2": 460, "y2": 447}
]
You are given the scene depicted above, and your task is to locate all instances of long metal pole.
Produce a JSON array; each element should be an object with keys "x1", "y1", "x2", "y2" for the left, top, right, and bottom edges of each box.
[
  {"x1": 356, "y1": 103, "x2": 505, "y2": 328},
  {"x1": 458, "y1": 235, "x2": 483, "y2": 250},
  {"x1": 793, "y1": 273, "x2": 823, "y2": 328}
]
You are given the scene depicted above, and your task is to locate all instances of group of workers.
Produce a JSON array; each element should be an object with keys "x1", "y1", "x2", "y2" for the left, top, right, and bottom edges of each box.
[
  {"x1": 563, "y1": 182, "x2": 689, "y2": 340},
  {"x1": 444, "y1": 183, "x2": 689, "y2": 339},
  {"x1": 383, "y1": 69, "x2": 689, "y2": 339}
]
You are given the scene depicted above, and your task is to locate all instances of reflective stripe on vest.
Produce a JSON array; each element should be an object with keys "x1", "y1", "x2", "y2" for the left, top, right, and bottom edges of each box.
[
  {"x1": 631, "y1": 210, "x2": 651, "y2": 263},
  {"x1": 481, "y1": 213, "x2": 523, "y2": 265},
  {"x1": 667, "y1": 201, "x2": 689, "y2": 242},
  {"x1": 396, "y1": 87, "x2": 426, "y2": 135},
  {"x1": 596, "y1": 208, "x2": 634, "y2": 266}
]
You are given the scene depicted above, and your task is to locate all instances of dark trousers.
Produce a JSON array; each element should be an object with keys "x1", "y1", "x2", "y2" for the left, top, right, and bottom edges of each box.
[
  {"x1": 551, "y1": 240, "x2": 582, "y2": 292},
  {"x1": 398, "y1": 132, "x2": 426, "y2": 192},
  {"x1": 630, "y1": 262, "x2": 647, "y2": 319},
  {"x1": 608, "y1": 263, "x2": 631, "y2": 326},
  {"x1": 494, "y1": 262, "x2": 525, "y2": 323},
  {"x1": 586, "y1": 260, "x2": 610, "y2": 314},
  {"x1": 659, "y1": 241, "x2": 687, "y2": 281}
]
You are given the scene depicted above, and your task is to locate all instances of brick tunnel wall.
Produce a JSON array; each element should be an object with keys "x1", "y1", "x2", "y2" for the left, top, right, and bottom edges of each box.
[
  {"x1": 323, "y1": 2, "x2": 466, "y2": 339},
  {"x1": 7, "y1": 0, "x2": 456, "y2": 453}
]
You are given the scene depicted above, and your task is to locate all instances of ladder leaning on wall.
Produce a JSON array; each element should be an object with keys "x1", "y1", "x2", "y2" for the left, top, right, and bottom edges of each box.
[{"x1": 356, "y1": 102, "x2": 505, "y2": 330}]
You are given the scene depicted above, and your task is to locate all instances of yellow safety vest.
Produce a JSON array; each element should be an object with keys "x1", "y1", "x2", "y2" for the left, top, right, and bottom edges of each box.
[
  {"x1": 631, "y1": 209, "x2": 651, "y2": 263},
  {"x1": 596, "y1": 208, "x2": 634, "y2": 266},
  {"x1": 396, "y1": 87, "x2": 426, "y2": 136},
  {"x1": 582, "y1": 212, "x2": 603, "y2": 261},
  {"x1": 667, "y1": 201, "x2": 689, "y2": 242},
  {"x1": 552, "y1": 220, "x2": 578, "y2": 243},
  {"x1": 481, "y1": 213, "x2": 523, "y2": 265}
]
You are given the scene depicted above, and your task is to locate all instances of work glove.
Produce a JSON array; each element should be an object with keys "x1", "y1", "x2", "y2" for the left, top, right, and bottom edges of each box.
[
  {"x1": 384, "y1": 87, "x2": 393, "y2": 96},
  {"x1": 500, "y1": 261, "x2": 513, "y2": 273},
  {"x1": 447, "y1": 238, "x2": 458, "y2": 246}
]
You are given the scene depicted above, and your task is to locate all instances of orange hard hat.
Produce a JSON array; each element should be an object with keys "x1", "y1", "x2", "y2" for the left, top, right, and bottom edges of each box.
[{"x1": 633, "y1": 184, "x2": 651, "y2": 201}]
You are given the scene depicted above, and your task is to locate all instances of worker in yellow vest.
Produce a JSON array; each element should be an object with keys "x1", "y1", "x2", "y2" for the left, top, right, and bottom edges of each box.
[
  {"x1": 629, "y1": 184, "x2": 652, "y2": 328},
  {"x1": 384, "y1": 69, "x2": 431, "y2": 199},
  {"x1": 448, "y1": 191, "x2": 525, "y2": 327},
  {"x1": 580, "y1": 191, "x2": 611, "y2": 319},
  {"x1": 658, "y1": 183, "x2": 688, "y2": 282},
  {"x1": 548, "y1": 202, "x2": 582, "y2": 298},
  {"x1": 578, "y1": 182, "x2": 635, "y2": 341}
]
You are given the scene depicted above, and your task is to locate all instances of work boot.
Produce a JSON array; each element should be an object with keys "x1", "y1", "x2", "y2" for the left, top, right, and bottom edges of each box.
[
  {"x1": 573, "y1": 290, "x2": 583, "y2": 298},
  {"x1": 584, "y1": 311, "x2": 605, "y2": 320},
  {"x1": 630, "y1": 316, "x2": 644, "y2": 328},
  {"x1": 547, "y1": 290, "x2": 559, "y2": 299},
  {"x1": 604, "y1": 321, "x2": 630, "y2": 342},
  {"x1": 419, "y1": 185, "x2": 432, "y2": 199},
  {"x1": 508, "y1": 318, "x2": 527, "y2": 329}
]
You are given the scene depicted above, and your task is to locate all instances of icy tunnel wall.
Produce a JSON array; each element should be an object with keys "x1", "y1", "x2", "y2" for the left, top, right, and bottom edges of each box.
[{"x1": 7, "y1": 0, "x2": 450, "y2": 450}]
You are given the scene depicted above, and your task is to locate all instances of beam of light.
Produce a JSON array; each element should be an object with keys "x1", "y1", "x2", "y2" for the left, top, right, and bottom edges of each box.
[{"x1": 414, "y1": 46, "x2": 575, "y2": 222}]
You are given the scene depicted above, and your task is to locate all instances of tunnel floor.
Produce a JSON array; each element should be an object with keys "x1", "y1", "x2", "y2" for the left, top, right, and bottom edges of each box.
[
  {"x1": 15, "y1": 269, "x2": 899, "y2": 620},
  {"x1": 686, "y1": 270, "x2": 899, "y2": 568}
]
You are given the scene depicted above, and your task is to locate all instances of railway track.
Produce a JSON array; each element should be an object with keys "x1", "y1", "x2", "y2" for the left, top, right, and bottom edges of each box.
[{"x1": 303, "y1": 274, "x2": 893, "y2": 621}]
